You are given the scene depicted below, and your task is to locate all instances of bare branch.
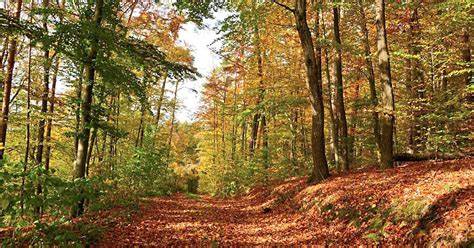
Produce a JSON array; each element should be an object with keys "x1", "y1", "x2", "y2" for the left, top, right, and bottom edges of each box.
[{"x1": 271, "y1": 0, "x2": 295, "y2": 13}]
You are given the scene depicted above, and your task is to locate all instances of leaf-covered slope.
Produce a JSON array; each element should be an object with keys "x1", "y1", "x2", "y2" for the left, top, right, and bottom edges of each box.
[{"x1": 96, "y1": 158, "x2": 473, "y2": 246}]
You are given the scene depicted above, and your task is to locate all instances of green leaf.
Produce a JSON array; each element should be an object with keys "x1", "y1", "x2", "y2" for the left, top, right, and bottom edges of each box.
[
  {"x1": 365, "y1": 233, "x2": 380, "y2": 241},
  {"x1": 0, "y1": 197, "x2": 9, "y2": 210}
]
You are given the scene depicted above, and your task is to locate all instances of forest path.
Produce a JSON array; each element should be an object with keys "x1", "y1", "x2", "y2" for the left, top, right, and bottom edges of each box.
[
  {"x1": 96, "y1": 192, "x2": 312, "y2": 247},
  {"x1": 96, "y1": 158, "x2": 473, "y2": 247}
]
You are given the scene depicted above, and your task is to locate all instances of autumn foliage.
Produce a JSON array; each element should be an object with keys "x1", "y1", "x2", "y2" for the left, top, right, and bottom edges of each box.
[
  {"x1": 95, "y1": 158, "x2": 473, "y2": 246},
  {"x1": 0, "y1": 0, "x2": 472, "y2": 246}
]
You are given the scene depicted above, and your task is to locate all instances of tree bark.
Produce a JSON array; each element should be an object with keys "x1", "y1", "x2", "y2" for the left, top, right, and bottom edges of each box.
[
  {"x1": 231, "y1": 74, "x2": 238, "y2": 161},
  {"x1": 0, "y1": 37, "x2": 9, "y2": 73},
  {"x1": 168, "y1": 81, "x2": 179, "y2": 150},
  {"x1": 44, "y1": 58, "x2": 60, "y2": 170},
  {"x1": 241, "y1": 119, "x2": 247, "y2": 157},
  {"x1": 20, "y1": 39, "x2": 33, "y2": 212},
  {"x1": 321, "y1": 10, "x2": 339, "y2": 168},
  {"x1": 213, "y1": 99, "x2": 218, "y2": 164},
  {"x1": 294, "y1": 0, "x2": 329, "y2": 182},
  {"x1": 375, "y1": 0, "x2": 395, "y2": 168},
  {"x1": 74, "y1": 67, "x2": 83, "y2": 154},
  {"x1": 35, "y1": 0, "x2": 51, "y2": 174},
  {"x1": 241, "y1": 79, "x2": 247, "y2": 157},
  {"x1": 0, "y1": 0, "x2": 23, "y2": 161},
  {"x1": 221, "y1": 83, "x2": 227, "y2": 160},
  {"x1": 349, "y1": 83, "x2": 360, "y2": 162},
  {"x1": 289, "y1": 110, "x2": 298, "y2": 168},
  {"x1": 249, "y1": 24, "x2": 265, "y2": 157},
  {"x1": 135, "y1": 106, "x2": 145, "y2": 148},
  {"x1": 461, "y1": 28, "x2": 471, "y2": 86},
  {"x1": 86, "y1": 127, "x2": 98, "y2": 177},
  {"x1": 155, "y1": 72, "x2": 168, "y2": 125},
  {"x1": 72, "y1": 0, "x2": 104, "y2": 217},
  {"x1": 261, "y1": 114, "x2": 269, "y2": 167},
  {"x1": 332, "y1": 3, "x2": 349, "y2": 171}
]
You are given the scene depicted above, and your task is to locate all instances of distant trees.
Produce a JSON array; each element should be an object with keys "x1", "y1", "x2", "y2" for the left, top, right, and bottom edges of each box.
[
  {"x1": 0, "y1": 0, "x2": 470, "y2": 212},
  {"x1": 194, "y1": 0, "x2": 471, "y2": 195},
  {"x1": 0, "y1": 0, "x2": 195, "y2": 219},
  {"x1": 331, "y1": 0, "x2": 349, "y2": 171},
  {"x1": 356, "y1": 0, "x2": 380, "y2": 161},
  {"x1": 270, "y1": 0, "x2": 394, "y2": 175}
]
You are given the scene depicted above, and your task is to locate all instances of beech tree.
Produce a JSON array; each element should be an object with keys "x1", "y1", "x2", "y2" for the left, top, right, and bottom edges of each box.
[
  {"x1": 375, "y1": 0, "x2": 395, "y2": 168},
  {"x1": 332, "y1": 0, "x2": 349, "y2": 171},
  {"x1": 0, "y1": 1, "x2": 471, "y2": 242},
  {"x1": 273, "y1": 0, "x2": 329, "y2": 182}
]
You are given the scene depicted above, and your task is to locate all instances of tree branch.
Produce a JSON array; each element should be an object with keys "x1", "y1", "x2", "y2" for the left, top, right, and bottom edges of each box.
[{"x1": 271, "y1": 0, "x2": 295, "y2": 13}]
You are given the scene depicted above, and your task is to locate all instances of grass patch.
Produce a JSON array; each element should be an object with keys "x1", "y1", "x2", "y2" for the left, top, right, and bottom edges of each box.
[{"x1": 393, "y1": 197, "x2": 431, "y2": 221}]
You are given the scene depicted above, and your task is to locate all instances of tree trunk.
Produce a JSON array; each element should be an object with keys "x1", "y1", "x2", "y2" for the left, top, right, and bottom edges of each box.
[
  {"x1": 86, "y1": 127, "x2": 98, "y2": 177},
  {"x1": 44, "y1": 58, "x2": 60, "y2": 170},
  {"x1": 461, "y1": 28, "x2": 471, "y2": 86},
  {"x1": 289, "y1": 110, "x2": 298, "y2": 168},
  {"x1": 321, "y1": 11, "x2": 339, "y2": 168},
  {"x1": 332, "y1": 3, "x2": 349, "y2": 171},
  {"x1": 0, "y1": 37, "x2": 9, "y2": 72},
  {"x1": 441, "y1": 69, "x2": 448, "y2": 91},
  {"x1": 155, "y1": 72, "x2": 168, "y2": 125},
  {"x1": 231, "y1": 75, "x2": 238, "y2": 161},
  {"x1": 112, "y1": 93, "x2": 120, "y2": 158},
  {"x1": 213, "y1": 99, "x2": 218, "y2": 164},
  {"x1": 0, "y1": 0, "x2": 23, "y2": 161},
  {"x1": 33, "y1": 0, "x2": 51, "y2": 216},
  {"x1": 72, "y1": 0, "x2": 104, "y2": 217},
  {"x1": 375, "y1": 0, "x2": 395, "y2": 168},
  {"x1": 74, "y1": 68, "x2": 83, "y2": 154},
  {"x1": 314, "y1": 1, "x2": 332, "y2": 167},
  {"x1": 325, "y1": 56, "x2": 339, "y2": 168},
  {"x1": 349, "y1": 83, "x2": 360, "y2": 163},
  {"x1": 21, "y1": 40, "x2": 32, "y2": 212},
  {"x1": 357, "y1": 0, "x2": 380, "y2": 159},
  {"x1": 241, "y1": 119, "x2": 247, "y2": 157},
  {"x1": 135, "y1": 106, "x2": 145, "y2": 148},
  {"x1": 294, "y1": 0, "x2": 329, "y2": 183},
  {"x1": 221, "y1": 83, "x2": 227, "y2": 160},
  {"x1": 300, "y1": 108, "x2": 309, "y2": 158},
  {"x1": 99, "y1": 96, "x2": 113, "y2": 163},
  {"x1": 249, "y1": 24, "x2": 265, "y2": 157},
  {"x1": 35, "y1": 0, "x2": 51, "y2": 167},
  {"x1": 249, "y1": 113, "x2": 260, "y2": 156},
  {"x1": 167, "y1": 81, "x2": 179, "y2": 150},
  {"x1": 261, "y1": 114, "x2": 269, "y2": 167},
  {"x1": 241, "y1": 79, "x2": 247, "y2": 157}
]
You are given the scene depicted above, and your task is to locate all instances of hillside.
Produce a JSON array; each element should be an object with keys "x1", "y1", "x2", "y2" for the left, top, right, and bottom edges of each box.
[{"x1": 95, "y1": 158, "x2": 473, "y2": 247}]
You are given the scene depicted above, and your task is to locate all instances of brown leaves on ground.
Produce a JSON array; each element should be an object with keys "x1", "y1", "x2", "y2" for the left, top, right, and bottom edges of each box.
[{"x1": 95, "y1": 158, "x2": 473, "y2": 247}]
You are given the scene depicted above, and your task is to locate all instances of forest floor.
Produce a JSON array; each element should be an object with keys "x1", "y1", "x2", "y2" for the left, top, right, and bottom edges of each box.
[{"x1": 95, "y1": 158, "x2": 473, "y2": 247}]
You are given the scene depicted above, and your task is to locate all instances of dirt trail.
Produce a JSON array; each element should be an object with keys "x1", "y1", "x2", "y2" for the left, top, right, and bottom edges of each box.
[
  {"x1": 97, "y1": 193, "x2": 317, "y2": 247},
  {"x1": 97, "y1": 159, "x2": 473, "y2": 247}
]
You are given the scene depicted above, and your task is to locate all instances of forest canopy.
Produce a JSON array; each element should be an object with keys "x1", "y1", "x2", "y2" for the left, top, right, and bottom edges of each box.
[{"x1": 0, "y1": 0, "x2": 472, "y2": 246}]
